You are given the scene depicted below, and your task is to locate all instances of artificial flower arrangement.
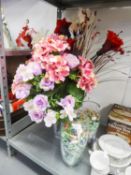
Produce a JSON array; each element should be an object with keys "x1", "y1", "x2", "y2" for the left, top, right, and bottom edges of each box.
[
  {"x1": 12, "y1": 33, "x2": 96, "y2": 127},
  {"x1": 12, "y1": 9, "x2": 125, "y2": 128}
]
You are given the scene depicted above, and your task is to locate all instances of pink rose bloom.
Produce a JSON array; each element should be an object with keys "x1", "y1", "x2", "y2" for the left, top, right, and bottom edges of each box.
[
  {"x1": 77, "y1": 75, "x2": 96, "y2": 92},
  {"x1": 64, "y1": 54, "x2": 80, "y2": 69}
]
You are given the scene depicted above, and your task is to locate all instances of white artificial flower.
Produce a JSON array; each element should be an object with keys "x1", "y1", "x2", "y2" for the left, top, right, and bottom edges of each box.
[
  {"x1": 16, "y1": 64, "x2": 34, "y2": 82},
  {"x1": 64, "y1": 107, "x2": 77, "y2": 122},
  {"x1": 23, "y1": 100, "x2": 35, "y2": 112},
  {"x1": 60, "y1": 110, "x2": 67, "y2": 119},
  {"x1": 44, "y1": 110, "x2": 57, "y2": 127}
]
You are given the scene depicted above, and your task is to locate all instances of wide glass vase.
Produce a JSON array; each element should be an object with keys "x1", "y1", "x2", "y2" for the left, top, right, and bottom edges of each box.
[{"x1": 60, "y1": 101, "x2": 100, "y2": 166}]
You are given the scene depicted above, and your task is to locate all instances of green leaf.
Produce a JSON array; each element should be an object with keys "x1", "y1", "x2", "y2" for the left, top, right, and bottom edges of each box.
[
  {"x1": 66, "y1": 81, "x2": 85, "y2": 109},
  {"x1": 69, "y1": 70, "x2": 79, "y2": 81}
]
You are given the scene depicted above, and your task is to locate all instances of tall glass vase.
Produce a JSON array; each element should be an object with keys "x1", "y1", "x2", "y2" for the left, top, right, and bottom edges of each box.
[{"x1": 60, "y1": 101, "x2": 100, "y2": 166}]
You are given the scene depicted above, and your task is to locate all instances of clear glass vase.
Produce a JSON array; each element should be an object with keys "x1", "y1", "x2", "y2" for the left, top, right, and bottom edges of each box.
[
  {"x1": 60, "y1": 101, "x2": 100, "y2": 166},
  {"x1": 83, "y1": 101, "x2": 101, "y2": 143}
]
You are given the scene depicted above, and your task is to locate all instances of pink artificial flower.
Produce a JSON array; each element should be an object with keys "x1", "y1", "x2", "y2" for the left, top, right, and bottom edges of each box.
[
  {"x1": 79, "y1": 56, "x2": 94, "y2": 76},
  {"x1": 32, "y1": 34, "x2": 70, "y2": 60},
  {"x1": 41, "y1": 55, "x2": 70, "y2": 83},
  {"x1": 77, "y1": 75, "x2": 96, "y2": 92},
  {"x1": 77, "y1": 56, "x2": 96, "y2": 92}
]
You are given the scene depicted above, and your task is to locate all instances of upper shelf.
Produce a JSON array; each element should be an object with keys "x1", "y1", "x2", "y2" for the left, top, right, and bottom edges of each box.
[
  {"x1": 44, "y1": 0, "x2": 131, "y2": 8},
  {"x1": 5, "y1": 49, "x2": 31, "y2": 57}
]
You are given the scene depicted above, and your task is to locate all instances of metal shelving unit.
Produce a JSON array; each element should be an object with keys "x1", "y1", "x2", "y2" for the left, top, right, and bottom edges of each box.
[
  {"x1": 0, "y1": 0, "x2": 32, "y2": 155},
  {"x1": 5, "y1": 49, "x2": 31, "y2": 57},
  {"x1": 0, "y1": 0, "x2": 131, "y2": 174}
]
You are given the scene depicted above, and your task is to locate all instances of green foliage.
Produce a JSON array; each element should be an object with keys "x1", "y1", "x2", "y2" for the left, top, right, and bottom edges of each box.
[
  {"x1": 27, "y1": 74, "x2": 44, "y2": 99},
  {"x1": 27, "y1": 74, "x2": 85, "y2": 111},
  {"x1": 66, "y1": 81, "x2": 85, "y2": 109},
  {"x1": 46, "y1": 82, "x2": 68, "y2": 110},
  {"x1": 69, "y1": 70, "x2": 79, "y2": 81}
]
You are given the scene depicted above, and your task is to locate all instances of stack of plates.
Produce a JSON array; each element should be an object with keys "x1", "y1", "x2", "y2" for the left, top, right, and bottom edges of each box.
[{"x1": 98, "y1": 134, "x2": 131, "y2": 168}]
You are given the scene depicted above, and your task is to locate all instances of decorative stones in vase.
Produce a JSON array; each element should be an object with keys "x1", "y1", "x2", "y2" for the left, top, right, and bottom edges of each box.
[
  {"x1": 60, "y1": 102, "x2": 100, "y2": 166},
  {"x1": 61, "y1": 115, "x2": 89, "y2": 166}
]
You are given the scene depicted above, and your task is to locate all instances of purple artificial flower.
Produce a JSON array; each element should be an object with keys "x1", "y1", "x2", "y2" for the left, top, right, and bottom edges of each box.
[
  {"x1": 58, "y1": 95, "x2": 76, "y2": 121},
  {"x1": 33, "y1": 94, "x2": 49, "y2": 111},
  {"x1": 39, "y1": 77, "x2": 54, "y2": 91},
  {"x1": 29, "y1": 110, "x2": 45, "y2": 123},
  {"x1": 28, "y1": 61, "x2": 42, "y2": 76},
  {"x1": 58, "y1": 95, "x2": 75, "y2": 108},
  {"x1": 64, "y1": 54, "x2": 80, "y2": 69},
  {"x1": 15, "y1": 83, "x2": 32, "y2": 99}
]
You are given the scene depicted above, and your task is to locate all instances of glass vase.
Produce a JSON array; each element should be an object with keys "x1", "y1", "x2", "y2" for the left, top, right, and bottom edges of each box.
[
  {"x1": 60, "y1": 101, "x2": 100, "y2": 166},
  {"x1": 60, "y1": 112, "x2": 89, "y2": 166}
]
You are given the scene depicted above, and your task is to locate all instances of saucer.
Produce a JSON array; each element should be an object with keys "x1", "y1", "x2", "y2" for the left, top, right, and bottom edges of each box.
[
  {"x1": 125, "y1": 166, "x2": 131, "y2": 175},
  {"x1": 90, "y1": 151, "x2": 110, "y2": 171},
  {"x1": 98, "y1": 134, "x2": 131, "y2": 159}
]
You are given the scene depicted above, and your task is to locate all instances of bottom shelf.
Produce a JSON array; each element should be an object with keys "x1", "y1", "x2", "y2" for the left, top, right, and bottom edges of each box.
[
  {"x1": 9, "y1": 123, "x2": 91, "y2": 175},
  {"x1": 0, "y1": 136, "x2": 6, "y2": 141}
]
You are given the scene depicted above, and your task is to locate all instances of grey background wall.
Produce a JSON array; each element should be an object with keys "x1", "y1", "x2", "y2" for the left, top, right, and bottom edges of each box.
[{"x1": 1, "y1": 0, "x2": 131, "y2": 121}]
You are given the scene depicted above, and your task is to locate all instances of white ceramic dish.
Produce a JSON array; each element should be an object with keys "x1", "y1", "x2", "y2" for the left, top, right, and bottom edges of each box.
[
  {"x1": 90, "y1": 151, "x2": 110, "y2": 172},
  {"x1": 98, "y1": 134, "x2": 131, "y2": 159},
  {"x1": 125, "y1": 166, "x2": 131, "y2": 175}
]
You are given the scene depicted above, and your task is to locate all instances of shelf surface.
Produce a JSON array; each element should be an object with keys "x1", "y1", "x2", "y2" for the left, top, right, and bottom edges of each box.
[
  {"x1": 44, "y1": 0, "x2": 131, "y2": 8},
  {"x1": 0, "y1": 136, "x2": 6, "y2": 141},
  {"x1": 5, "y1": 49, "x2": 31, "y2": 57},
  {"x1": 9, "y1": 123, "x2": 91, "y2": 175}
]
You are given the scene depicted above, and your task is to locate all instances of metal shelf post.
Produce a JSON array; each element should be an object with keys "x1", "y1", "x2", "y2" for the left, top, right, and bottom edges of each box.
[
  {"x1": 0, "y1": 0, "x2": 12, "y2": 156},
  {"x1": 57, "y1": 7, "x2": 62, "y2": 19}
]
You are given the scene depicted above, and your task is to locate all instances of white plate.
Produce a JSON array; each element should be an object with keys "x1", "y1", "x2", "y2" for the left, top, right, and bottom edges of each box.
[{"x1": 98, "y1": 134, "x2": 131, "y2": 159}]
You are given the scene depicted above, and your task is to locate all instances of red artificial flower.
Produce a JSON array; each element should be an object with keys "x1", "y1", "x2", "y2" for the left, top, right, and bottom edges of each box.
[
  {"x1": 97, "y1": 30, "x2": 124, "y2": 56},
  {"x1": 54, "y1": 18, "x2": 72, "y2": 37},
  {"x1": 16, "y1": 25, "x2": 32, "y2": 48},
  {"x1": 66, "y1": 38, "x2": 76, "y2": 49}
]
